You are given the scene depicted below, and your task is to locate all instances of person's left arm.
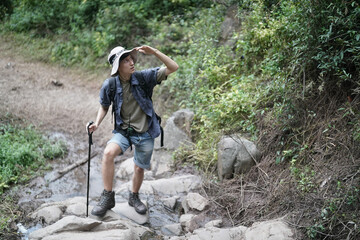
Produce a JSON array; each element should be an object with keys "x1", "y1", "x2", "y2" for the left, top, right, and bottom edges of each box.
[{"x1": 136, "y1": 45, "x2": 179, "y2": 76}]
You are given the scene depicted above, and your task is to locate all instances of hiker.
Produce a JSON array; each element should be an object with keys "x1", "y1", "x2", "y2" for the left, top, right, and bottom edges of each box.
[{"x1": 87, "y1": 45, "x2": 178, "y2": 217}]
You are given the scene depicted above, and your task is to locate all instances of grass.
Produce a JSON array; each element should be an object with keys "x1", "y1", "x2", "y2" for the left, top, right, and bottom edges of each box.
[
  {"x1": 0, "y1": 115, "x2": 67, "y2": 235},
  {"x1": 0, "y1": 120, "x2": 67, "y2": 194}
]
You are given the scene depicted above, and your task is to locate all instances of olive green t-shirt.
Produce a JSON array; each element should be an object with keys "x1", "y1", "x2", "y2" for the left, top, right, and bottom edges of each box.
[{"x1": 120, "y1": 67, "x2": 167, "y2": 132}]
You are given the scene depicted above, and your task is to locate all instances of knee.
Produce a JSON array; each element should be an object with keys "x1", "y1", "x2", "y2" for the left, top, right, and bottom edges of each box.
[
  {"x1": 103, "y1": 147, "x2": 118, "y2": 164},
  {"x1": 134, "y1": 165, "x2": 144, "y2": 175}
]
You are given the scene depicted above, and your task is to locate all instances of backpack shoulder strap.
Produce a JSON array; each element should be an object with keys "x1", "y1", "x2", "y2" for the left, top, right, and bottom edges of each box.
[
  {"x1": 108, "y1": 77, "x2": 117, "y2": 103},
  {"x1": 108, "y1": 77, "x2": 117, "y2": 129}
]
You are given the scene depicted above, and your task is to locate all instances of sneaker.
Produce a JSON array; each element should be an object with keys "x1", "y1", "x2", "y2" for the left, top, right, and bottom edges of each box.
[
  {"x1": 128, "y1": 192, "x2": 147, "y2": 215},
  {"x1": 91, "y1": 189, "x2": 115, "y2": 217}
]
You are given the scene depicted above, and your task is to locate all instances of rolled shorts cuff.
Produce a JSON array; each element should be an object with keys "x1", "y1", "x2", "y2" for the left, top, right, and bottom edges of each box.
[
  {"x1": 133, "y1": 158, "x2": 151, "y2": 170},
  {"x1": 107, "y1": 134, "x2": 128, "y2": 155}
]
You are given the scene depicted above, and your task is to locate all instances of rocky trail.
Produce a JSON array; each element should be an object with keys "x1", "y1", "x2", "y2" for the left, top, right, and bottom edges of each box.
[{"x1": 0, "y1": 43, "x2": 295, "y2": 239}]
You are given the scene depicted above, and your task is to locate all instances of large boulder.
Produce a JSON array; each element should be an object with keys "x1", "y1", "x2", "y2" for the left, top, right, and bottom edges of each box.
[
  {"x1": 31, "y1": 205, "x2": 63, "y2": 224},
  {"x1": 29, "y1": 216, "x2": 102, "y2": 239},
  {"x1": 217, "y1": 136, "x2": 261, "y2": 180},
  {"x1": 150, "y1": 149, "x2": 174, "y2": 178},
  {"x1": 31, "y1": 197, "x2": 87, "y2": 224},
  {"x1": 29, "y1": 216, "x2": 152, "y2": 240},
  {"x1": 111, "y1": 202, "x2": 149, "y2": 225},
  {"x1": 244, "y1": 218, "x2": 294, "y2": 240},
  {"x1": 116, "y1": 157, "x2": 135, "y2": 180},
  {"x1": 155, "y1": 109, "x2": 194, "y2": 150}
]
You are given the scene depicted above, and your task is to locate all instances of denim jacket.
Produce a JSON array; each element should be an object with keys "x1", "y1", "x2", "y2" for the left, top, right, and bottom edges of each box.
[{"x1": 99, "y1": 67, "x2": 161, "y2": 138}]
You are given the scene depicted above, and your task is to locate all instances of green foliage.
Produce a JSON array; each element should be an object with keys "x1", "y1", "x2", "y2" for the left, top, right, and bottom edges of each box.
[
  {"x1": 0, "y1": 0, "x2": 13, "y2": 20},
  {"x1": 235, "y1": 0, "x2": 360, "y2": 125},
  {"x1": 290, "y1": 159, "x2": 315, "y2": 193},
  {"x1": 0, "y1": 123, "x2": 67, "y2": 194},
  {"x1": 2, "y1": 0, "x2": 211, "y2": 68}
]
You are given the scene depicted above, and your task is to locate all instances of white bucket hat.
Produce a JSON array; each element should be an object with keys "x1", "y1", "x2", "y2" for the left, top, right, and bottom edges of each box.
[{"x1": 107, "y1": 46, "x2": 138, "y2": 76}]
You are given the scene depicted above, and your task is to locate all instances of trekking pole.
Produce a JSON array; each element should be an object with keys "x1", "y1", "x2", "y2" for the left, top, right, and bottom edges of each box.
[{"x1": 86, "y1": 121, "x2": 94, "y2": 217}]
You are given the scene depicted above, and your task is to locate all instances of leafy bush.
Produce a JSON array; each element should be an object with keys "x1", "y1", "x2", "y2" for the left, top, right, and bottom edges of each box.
[
  {"x1": 0, "y1": 123, "x2": 67, "y2": 194},
  {"x1": 2, "y1": 0, "x2": 211, "y2": 67},
  {"x1": 0, "y1": 0, "x2": 13, "y2": 20}
]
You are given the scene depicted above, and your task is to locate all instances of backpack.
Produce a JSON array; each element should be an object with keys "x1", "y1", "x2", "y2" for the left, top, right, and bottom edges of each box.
[{"x1": 108, "y1": 75, "x2": 164, "y2": 147}]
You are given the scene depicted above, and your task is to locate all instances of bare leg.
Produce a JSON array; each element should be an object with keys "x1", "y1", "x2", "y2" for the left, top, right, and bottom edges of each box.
[
  {"x1": 132, "y1": 165, "x2": 144, "y2": 193},
  {"x1": 102, "y1": 143, "x2": 122, "y2": 191}
]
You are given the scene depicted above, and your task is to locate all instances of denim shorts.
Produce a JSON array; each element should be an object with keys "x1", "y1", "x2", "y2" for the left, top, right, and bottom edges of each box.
[{"x1": 107, "y1": 130, "x2": 154, "y2": 170}]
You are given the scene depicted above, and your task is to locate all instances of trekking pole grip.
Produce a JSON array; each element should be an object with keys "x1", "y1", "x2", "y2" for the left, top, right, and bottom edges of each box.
[{"x1": 87, "y1": 121, "x2": 94, "y2": 145}]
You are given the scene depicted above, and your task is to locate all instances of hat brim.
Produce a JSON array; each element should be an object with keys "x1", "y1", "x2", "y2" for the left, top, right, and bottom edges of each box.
[{"x1": 110, "y1": 48, "x2": 138, "y2": 76}]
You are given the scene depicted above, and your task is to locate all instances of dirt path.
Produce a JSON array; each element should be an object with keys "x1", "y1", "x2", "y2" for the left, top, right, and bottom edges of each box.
[{"x1": 0, "y1": 39, "x2": 115, "y2": 146}]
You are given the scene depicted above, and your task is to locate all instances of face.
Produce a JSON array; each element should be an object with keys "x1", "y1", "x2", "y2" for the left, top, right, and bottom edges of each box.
[{"x1": 118, "y1": 55, "x2": 135, "y2": 76}]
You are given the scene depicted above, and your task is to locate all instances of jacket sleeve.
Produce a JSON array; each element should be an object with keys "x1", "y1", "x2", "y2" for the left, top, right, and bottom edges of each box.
[
  {"x1": 99, "y1": 78, "x2": 111, "y2": 107},
  {"x1": 140, "y1": 67, "x2": 161, "y2": 90}
]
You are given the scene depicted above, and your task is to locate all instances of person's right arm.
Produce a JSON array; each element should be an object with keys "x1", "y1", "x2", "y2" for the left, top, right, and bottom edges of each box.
[{"x1": 88, "y1": 105, "x2": 109, "y2": 133}]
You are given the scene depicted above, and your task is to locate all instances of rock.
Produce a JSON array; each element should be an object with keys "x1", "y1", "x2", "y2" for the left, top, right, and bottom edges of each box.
[
  {"x1": 93, "y1": 219, "x2": 152, "y2": 238},
  {"x1": 31, "y1": 205, "x2": 63, "y2": 224},
  {"x1": 115, "y1": 175, "x2": 201, "y2": 196},
  {"x1": 29, "y1": 216, "x2": 101, "y2": 239},
  {"x1": 51, "y1": 80, "x2": 63, "y2": 87},
  {"x1": 179, "y1": 214, "x2": 195, "y2": 226},
  {"x1": 217, "y1": 136, "x2": 261, "y2": 180},
  {"x1": 162, "y1": 223, "x2": 183, "y2": 236},
  {"x1": 166, "y1": 226, "x2": 247, "y2": 240},
  {"x1": 36, "y1": 219, "x2": 152, "y2": 240},
  {"x1": 30, "y1": 208, "x2": 153, "y2": 240},
  {"x1": 17, "y1": 223, "x2": 28, "y2": 235},
  {"x1": 112, "y1": 202, "x2": 149, "y2": 225},
  {"x1": 204, "y1": 219, "x2": 223, "y2": 228},
  {"x1": 161, "y1": 196, "x2": 180, "y2": 210},
  {"x1": 151, "y1": 149, "x2": 174, "y2": 178},
  {"x1": 116, "y1": 157, "x2": 154, "y2": 181},
  {"x1": 179, "y1": 213, "x2": 196, "y2": 232},
  {"x1": 31, "y1": 197, "x2": 88, "y2": 223},
  {"x1": 35, "y1": 196, "x2": 86, "y2": 209},
  {"x1": 244, "y1": 218, "x2": 294, "y2": 240},
  {"x1": 191, "y1": 226, "x2": 247, "y2": 240},
  {"x1": 41, "y1": 229, "x2": 133, "y2": 240},
  {"x1": 5, "y1": 62, "x2": 15, "y2": 69},
  {"x1": 155, "y1": 109, "x2": 194, "y2": 149},
  {"x1": 90, "y1": 202, "x2": 148, "y2": 225},
  {"x1": 116, "y1": 157, "x2": 135, "y2": 180},
  {"x1": 181, "y1": 197, "x2": 189, "y2": 214},
  {"x1": 188, "y1": 214, "x2": 207, "y2": 233},
  {"x1": 65, "y1": 202, "x2": 87, "y2": 216},
  {"x1": 172, "y1": 218, "x2": 294, "y2": 240},
  {"x1": 219, "y1": 5, "x2": 240, "y2": 46},
  {"x1": 172, "y1": 109, "x2": 194, "y2": 137},
  {"x1": 89, "y1": 207, "x2": 121, "y2": 222},
  {"x1": 185, "y1": 192, "x2": 209, "y2": 211}
]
